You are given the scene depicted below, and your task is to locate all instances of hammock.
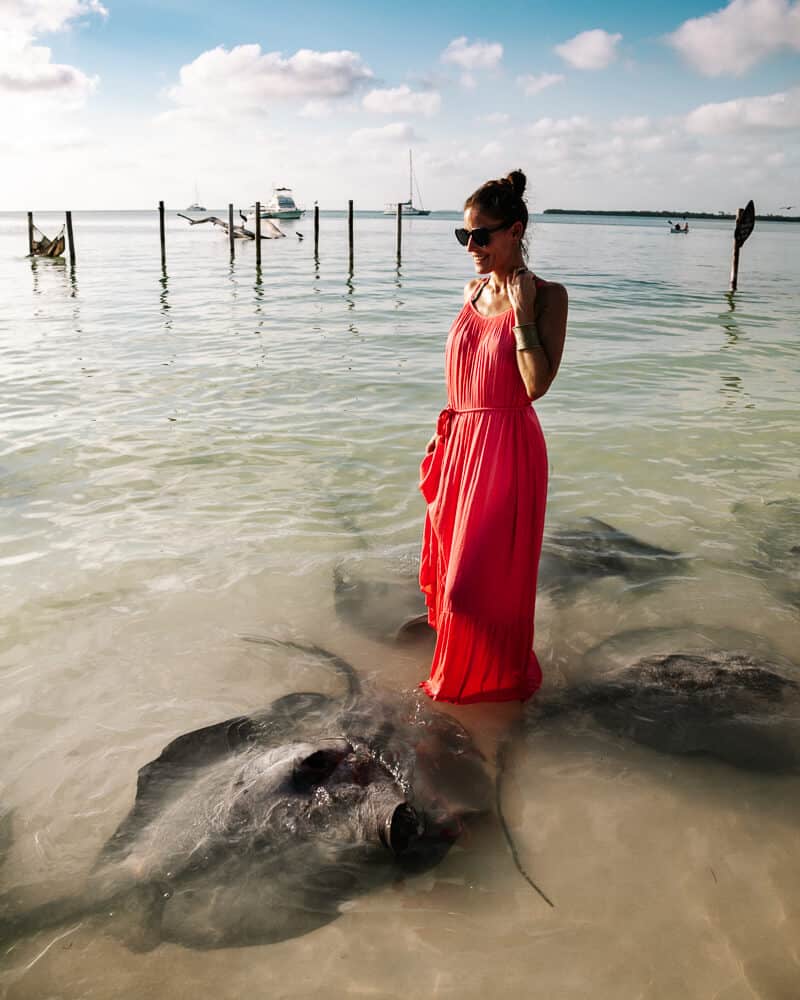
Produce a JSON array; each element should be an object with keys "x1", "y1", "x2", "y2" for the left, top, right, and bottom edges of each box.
[{"x1": 30, "y1": 224, "x2": 66, "y2": 258}]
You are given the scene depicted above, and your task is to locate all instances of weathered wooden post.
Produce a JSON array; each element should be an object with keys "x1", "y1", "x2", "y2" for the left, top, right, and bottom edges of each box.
[
  {"x1": 395, "y1": 202, "x2": 403, "y2": 261},
  {"x1": 158, "y1": 201, "x2": 166, "y2": 267},
  {"x1": 66, "y1": 211, "x2": 76, "y2": 264},
  {"x1": 314, "y1": 203, "x2": 319, "y2": 257},
  {"x1": 228, "y1": 204, "x2": 235, "y2": 257},
  {"x1": 27, "y1": 212, "x2": 34, "y2": 255},
  {"x1": 729, "y1": 199, "x2": 755, "y2": 293},
  {"x1": 255, "y1": 202, "x2": 262, "y2": 268},
  {"x1": 348, "y1": 199, "x2": 354, "y2": 269}
]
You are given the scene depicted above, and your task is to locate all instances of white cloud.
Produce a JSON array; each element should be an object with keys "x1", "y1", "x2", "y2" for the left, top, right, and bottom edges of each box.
[
  {"x1": 667, "y1": 0, "x2": 800, "y2": 76},
  {"x1": 350, "y1": 122, "x2": 416, "y2": 145},
  {"x1": 482, "y1": 112, "x2": 510, "y2": 125},
  {"x1": 517, "y1": 72, "x2": 564, "y2": 96},
  {"x1": 299, "y1": 99, "x2": 332, "y2": 118},
  {"x1": 441, "y1": 36, "x2": 503, "y2": 71},
  {"x1": 527, "y1": 116, "x2": 590, "y2": 136},
  {"x1": 555, "y1": 29, "x2": 622, "y2": 70},
  {"x1": 479, "y1": 141, "x2": 504, "y2": 158},
  {"x1": 2, "y1": 0, "x2": 107, "y2": 37},
  {"x1": 167, "y1": 45, "x2": 374, "y2": 113},
  {"x1": 612, "y1": 115, "x2": 651, "y2": 133},
  {"x1": 362, "y1": 85, "x2": 440, "y2": 116},
  {"x1": 686, "y1": 87, "x2": 800, "y2": 133},
  {"x1": 0, "y1": 0, "x2": 105, "y2": 101}
]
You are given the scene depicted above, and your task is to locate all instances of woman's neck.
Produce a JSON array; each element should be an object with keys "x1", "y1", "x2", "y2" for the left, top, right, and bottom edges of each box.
[{"x1": 489, "y1": 253, "x2": 526, "y2": 290}]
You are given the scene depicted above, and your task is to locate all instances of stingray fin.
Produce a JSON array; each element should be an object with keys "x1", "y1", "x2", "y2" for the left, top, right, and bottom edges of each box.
[{"x1": 101, "y1": 715, "x2": 257, "y2": 859}]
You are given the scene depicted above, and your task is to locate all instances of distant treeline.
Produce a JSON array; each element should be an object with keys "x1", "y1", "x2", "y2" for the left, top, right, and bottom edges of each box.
[{"x1": 543, "y1": 209, "x2": 800, "y2": 222}]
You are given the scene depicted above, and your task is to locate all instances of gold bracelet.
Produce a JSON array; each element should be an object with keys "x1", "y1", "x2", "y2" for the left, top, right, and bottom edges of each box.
[{"x1": 513, "y1": 322, "x2": 541, "y2": 351}]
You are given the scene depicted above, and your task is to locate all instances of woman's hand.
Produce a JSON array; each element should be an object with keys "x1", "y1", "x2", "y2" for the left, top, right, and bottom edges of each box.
[
  {"x1": 505, "y1": 266, "x2": 537, "y2": 325},
  {"x1": 425, "y1": 435, "x2": 437, "y2": 455}
]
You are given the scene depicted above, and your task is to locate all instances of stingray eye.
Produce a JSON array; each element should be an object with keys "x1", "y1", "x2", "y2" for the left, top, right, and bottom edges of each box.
[{"x1": 292, "y1": 741, "x2": 352, "y2": 792}]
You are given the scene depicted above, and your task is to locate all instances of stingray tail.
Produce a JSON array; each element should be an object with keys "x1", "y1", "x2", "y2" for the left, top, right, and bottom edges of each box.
[
  {"x1": 495, "y1": 725, "x2": 555, "y2": 908},
  {"x1": 239, "y1": 636, "x2": 362, "y2": 702}
]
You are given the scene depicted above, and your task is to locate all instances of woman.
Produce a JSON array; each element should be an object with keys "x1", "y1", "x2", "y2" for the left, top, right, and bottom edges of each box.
[{"x1": 418, "y1": 170, "x2": 568, "y2": 704}]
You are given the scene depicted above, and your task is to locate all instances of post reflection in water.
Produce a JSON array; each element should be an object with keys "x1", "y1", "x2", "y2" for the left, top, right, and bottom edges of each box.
[
  {"x1": 345, "y1": 269, "x2": 355, "y2": 312},
  {"x1": 159, "y1": 262, "x2": 172, "y2": 333},
  {"x1": 721, "y1": 291, "x2": 739, "y2": 347}
]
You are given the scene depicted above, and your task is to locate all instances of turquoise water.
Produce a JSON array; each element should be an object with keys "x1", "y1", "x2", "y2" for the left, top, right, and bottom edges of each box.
[{"x1": 0, "y1": 210, "x2": 798, "y2": 997}]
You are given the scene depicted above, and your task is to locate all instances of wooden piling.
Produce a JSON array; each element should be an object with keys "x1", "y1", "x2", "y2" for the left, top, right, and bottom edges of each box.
[
  {"x1": 730, "y1": 217, "x2": 741, "y2": 293},
  {"x1": 348, "y1": 199, "x2": 354, "y2": 268},
  {"x1": 228, "y1": 204, "x2": 235, "y2": 257},
  {"x1": 395, "y1": 202, "x2": 403, "y2": 260},
  {"x1": 158, "y1": 201, "x2": 166, "y2": 267},
  {"x1": 314, "y1": 204, "x2": 319, "y2": 256},
  {"x1": 255, "y1": 202, "x2": 262, "y2": 268},
  {"x1": 66, "y1": 211, "x2": 76, "y2": 264},
  {"x1": 27, "y1": 212, "x2": 34, "y2": 255}
]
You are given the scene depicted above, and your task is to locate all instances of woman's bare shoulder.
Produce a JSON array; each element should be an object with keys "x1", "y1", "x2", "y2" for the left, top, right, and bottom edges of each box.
[
  {"x1": 536, "y1": 279, "x2": 568, "y2": 308},
  {"x1": 463, "y1": 278, "x2": 482, "y2": 303}
]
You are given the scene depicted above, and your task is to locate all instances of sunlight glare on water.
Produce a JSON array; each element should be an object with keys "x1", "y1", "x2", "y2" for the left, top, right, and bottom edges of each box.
[{"x1": 0, "y1": 210, "x2": 798, "y2": 998}]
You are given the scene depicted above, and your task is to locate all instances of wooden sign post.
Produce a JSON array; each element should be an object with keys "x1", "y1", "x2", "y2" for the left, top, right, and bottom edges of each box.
[{"x1": 729, "y1": 199, "x2": 755, "y2": 293}]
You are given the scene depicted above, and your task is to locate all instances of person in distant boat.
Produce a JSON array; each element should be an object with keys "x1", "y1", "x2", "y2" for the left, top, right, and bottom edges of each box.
[{"x1": 418, "y1": 170, "x2": 568, "y2": 706}]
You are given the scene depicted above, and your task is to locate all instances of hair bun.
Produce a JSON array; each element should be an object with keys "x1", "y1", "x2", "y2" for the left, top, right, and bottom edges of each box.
[{"x1": 505, "y1": 170, "x2": 527, "y2": 199}]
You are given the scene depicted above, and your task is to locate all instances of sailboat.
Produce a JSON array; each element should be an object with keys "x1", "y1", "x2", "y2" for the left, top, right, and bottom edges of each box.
[
  {"x1": 186, "y1": 182, "x2": 206, "y2": 212},
  {"x1": 384, "y1": 150, "x2": 430, "y2": 216}
]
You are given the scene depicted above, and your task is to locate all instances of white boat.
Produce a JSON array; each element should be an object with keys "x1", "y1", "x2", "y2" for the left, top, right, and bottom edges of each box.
[
  {"x1": 255, "y1": 188, "x2": 304, "y2": 220},
  {"x1": 384, "y1": 151, "x2": 430, "y2": 216},
  {"x1": 186, "y1": 183, "x2": 206, "y2": 212}
]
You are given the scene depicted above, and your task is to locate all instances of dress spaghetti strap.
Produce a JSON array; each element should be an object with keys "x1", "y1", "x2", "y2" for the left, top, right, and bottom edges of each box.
[{"x1": 470, "y1": 278, "x2": 490, "y2": 305}]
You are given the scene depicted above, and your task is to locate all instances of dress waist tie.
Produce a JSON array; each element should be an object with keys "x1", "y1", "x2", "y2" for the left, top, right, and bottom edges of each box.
[
  {"x1": 421, "y1": 404, "x2": 530, "y2": 504},
  {"x1": 436, "y1": 404, "x2": 531, "y2": 441}
]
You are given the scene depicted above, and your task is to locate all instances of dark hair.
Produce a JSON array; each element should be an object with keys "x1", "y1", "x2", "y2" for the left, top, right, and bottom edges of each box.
[{"x1": 464, "y1": 170, "x2": 529, "y2": 233}]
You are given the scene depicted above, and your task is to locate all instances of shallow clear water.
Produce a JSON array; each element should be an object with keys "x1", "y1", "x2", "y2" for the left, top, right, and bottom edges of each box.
[{"x1": 0, "y1": 210, "x2": 798, "y2": 997}]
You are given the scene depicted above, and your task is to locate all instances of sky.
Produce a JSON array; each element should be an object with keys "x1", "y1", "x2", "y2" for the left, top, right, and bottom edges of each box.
[{"x1": 2, "y1": 0, "x2": 798, "y2": 211}]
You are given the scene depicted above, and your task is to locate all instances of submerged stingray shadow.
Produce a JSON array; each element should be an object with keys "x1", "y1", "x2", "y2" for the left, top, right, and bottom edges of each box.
[
  {"x1": 732, "y1": 497, "x2": 800, "y2": 609},
  {"x1": 332, "y1": 517, "x2": 691, "y2": 648}
]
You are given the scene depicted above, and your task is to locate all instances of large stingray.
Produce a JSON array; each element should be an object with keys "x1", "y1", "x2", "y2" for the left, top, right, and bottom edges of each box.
[
  {"x1": 333, "y1": 520, "x2": 688, "y2": 645},
  {"x1": 0, "y1": 642, "x2": 494, "y2": 951},
  {"x1": 530, "y1": 628, "x2": 800, "y2": 772}
]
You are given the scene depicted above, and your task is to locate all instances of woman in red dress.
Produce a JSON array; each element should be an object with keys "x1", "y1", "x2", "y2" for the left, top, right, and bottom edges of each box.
[{"x1": 419, "y1": 170, "x2": 568, "y2": 704}]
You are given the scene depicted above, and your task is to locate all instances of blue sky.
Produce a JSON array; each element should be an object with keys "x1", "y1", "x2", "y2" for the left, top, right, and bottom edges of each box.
[{"x1": 2, "y1": 0, "x2": 798, "y2": 211}]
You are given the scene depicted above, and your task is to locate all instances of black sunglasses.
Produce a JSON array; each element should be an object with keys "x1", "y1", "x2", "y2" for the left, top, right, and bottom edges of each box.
[{"x1": 454, "y1": 220, "x2": 512, "y2": 247}]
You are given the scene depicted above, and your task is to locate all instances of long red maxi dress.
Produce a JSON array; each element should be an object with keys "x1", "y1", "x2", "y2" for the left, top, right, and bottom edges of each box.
[{"x1": 418, "y1": 277, "x2": 549, "y2": 704}]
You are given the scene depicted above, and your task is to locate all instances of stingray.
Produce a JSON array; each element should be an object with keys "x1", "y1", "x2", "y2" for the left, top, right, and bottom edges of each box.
[
  {"x1": 732, "y1": 498, "x2": 800, "y2": 608},
  {"x1": 333, "y1": 519, "x2": 689, "y2": 645},
  {"x1": 0, "y1": 641, "x2": 496, "y2": 951},
  {"x1": 531, "y1": 628, "x2": 800, "y2": 773},
  {"x1": 538, "y1": 517, "x2": 689, "y2": 597}
]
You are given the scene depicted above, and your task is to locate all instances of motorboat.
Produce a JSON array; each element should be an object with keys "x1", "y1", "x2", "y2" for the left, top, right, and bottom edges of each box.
[
  {"x1": 384, "y1": 150, "x2": 430, "y2": 216},
  {"x1": 255, "y1": 188, "x2": 304, "y2": 220}
]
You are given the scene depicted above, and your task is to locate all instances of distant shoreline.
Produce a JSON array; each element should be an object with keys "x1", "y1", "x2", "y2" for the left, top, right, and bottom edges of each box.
[{"x1": 543, "y1": 208, "x2": 800, "y2": 223}]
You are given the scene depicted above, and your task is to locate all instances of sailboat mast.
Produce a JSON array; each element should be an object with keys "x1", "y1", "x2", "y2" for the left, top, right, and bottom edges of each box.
[{"x1": 408, "y1": 149, "x2": 413, "y2": 204}]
